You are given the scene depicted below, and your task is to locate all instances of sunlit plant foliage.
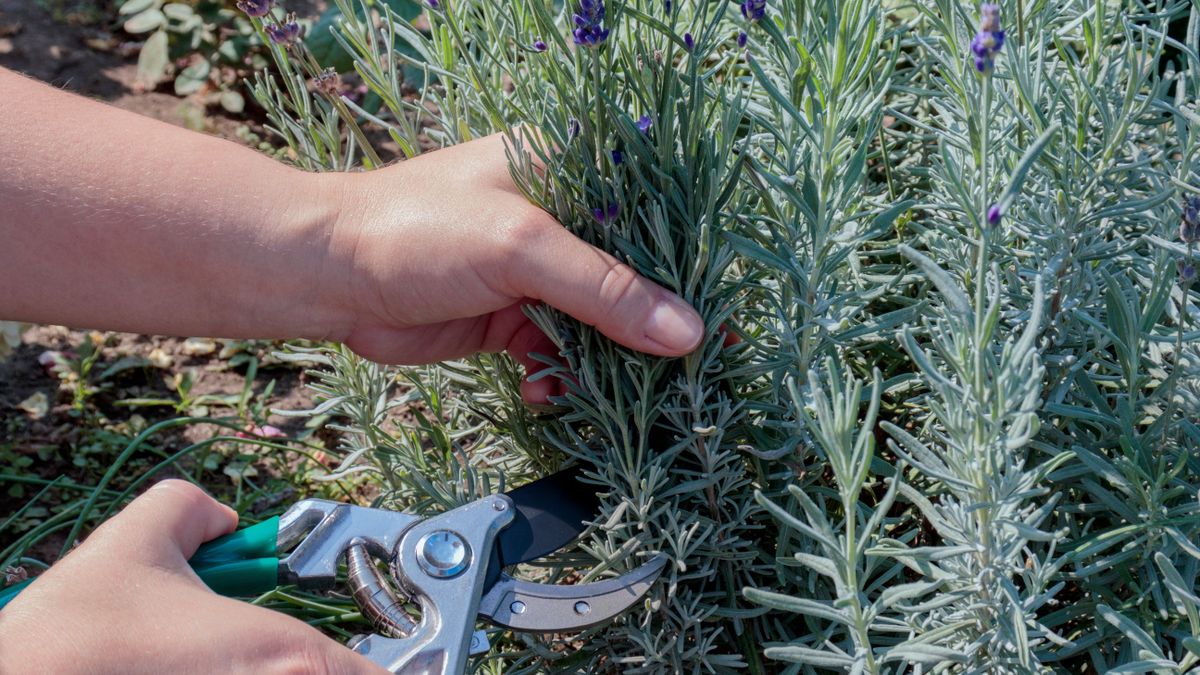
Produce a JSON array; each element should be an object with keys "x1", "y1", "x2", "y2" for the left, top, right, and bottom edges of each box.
[{"x1": 242, "y1": 0, "x2": 1200, "y2": 670}]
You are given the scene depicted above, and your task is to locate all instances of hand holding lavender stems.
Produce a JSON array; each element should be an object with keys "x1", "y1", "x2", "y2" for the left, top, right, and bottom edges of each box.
[{"x1": 0, "y1": 69, "x2": 706, "y2": 410}]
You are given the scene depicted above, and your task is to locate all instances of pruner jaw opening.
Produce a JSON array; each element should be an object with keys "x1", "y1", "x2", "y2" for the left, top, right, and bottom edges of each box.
[{"x1": 476, "y1": 554, "x2": 668, "y2": 633}]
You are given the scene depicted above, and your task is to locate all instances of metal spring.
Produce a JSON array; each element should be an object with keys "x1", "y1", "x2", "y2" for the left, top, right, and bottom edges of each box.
[{"x1": 346, "y1": 542, "x2": 418, "y2": 638}]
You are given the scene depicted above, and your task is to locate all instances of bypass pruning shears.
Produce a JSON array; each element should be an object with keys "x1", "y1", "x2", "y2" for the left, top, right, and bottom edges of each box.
[{"x1": 0, "y1": 466, "x2": 667, "y2": 674}]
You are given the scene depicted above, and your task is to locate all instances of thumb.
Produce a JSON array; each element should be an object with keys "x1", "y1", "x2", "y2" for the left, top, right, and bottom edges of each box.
[
  {"x1": 505, "y1": 215, "x2": 704, "y2": 355},
  {"x1": 107, "y1": 480, "x2": 239, "y2": 561}
]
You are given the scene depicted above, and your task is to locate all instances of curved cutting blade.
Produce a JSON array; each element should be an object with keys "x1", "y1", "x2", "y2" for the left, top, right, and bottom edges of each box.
[
  {"x1": 478, "y1": 554, "x2": 668, "y2": 632},
  {"x1": 495, "y1": 464, "x2": 601, "y2": 568}
]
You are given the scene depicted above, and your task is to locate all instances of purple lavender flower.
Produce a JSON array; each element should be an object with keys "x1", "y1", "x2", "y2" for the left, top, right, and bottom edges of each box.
[
  {"x1": 567, "y1": 117, "x2": 581, "y2": 140},
  {"x1": 737, "y1": 30, "x2": 747, "y2": 48},
  {"x1": 636, "y1": 115, "x2": 652, "y2": 133},
  {"x1": 611, "y1": 149, "x2": 623, "y2": 165},
  {"x1": 987, "y1": 203, "x2": 1002, "y2": 226},
  {"x1": 592, "y1": 201, "x2": 619, "y2": 224},
  {"x1": 684, "y1": 32, "x2": 695, "y2": 51},
  {"x1": 1181, "y1": 195, "x2": 1200, "y2": 243},
  {"x1": 664, "y1": 0, "x2": 672, "y2": 13},
  {"x1": 236, "y1": 0, "x2": 272, "y2": 17},
  {"x1": 266, "y1": 13, "x2": 302, "y2": 46},
  {"x1": 1179, "y1": 260, "x2": 1197, "y2": 285},
  {"x1": 533, "y1": 38, "x2": 547, "y2": 52},
  {"x1": 971, "y1": 3, "x2": 1005, "y2": 74},
  {"x1": 427, "y1": 0, "x2": 439, "y2": 8},
  {"x1": 740, "y1": 0, "x2": 766, "y2": 23},
  {"x1": 573, "y1": 0, "x2": 610, "y2": 48}
]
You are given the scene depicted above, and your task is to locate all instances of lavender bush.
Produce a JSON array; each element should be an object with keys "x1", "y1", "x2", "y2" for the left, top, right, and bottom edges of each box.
[{"x1": 240, "y1": 0, "x2": 1199, "y2": 670}]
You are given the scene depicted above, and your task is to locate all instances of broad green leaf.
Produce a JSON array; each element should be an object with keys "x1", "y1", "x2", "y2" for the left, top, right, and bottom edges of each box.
[
  {"x1": 119, "y1": 0, "x2": 158, "y2": 15},
  {"x1": 161, "y1": 2, "x2": 193, "y2": 20},
  {"x1": 220, "y1": 90, "x2": 246, "y2": 114},
  {"x1": 308, "y1": 0, "x2": 424, "y2": 72},
  {"x1": 125, "y1": 8, "x2": 166, "y2": 34},
  {"x1": 174, "y1": 60, "x2": 211, "y2": 96},
  {"x1": 136, "y1": 29, "x2": 169, "y2": 86}
]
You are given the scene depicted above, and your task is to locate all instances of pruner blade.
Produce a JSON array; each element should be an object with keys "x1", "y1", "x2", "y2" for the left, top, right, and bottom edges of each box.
[{"x1": 477, "y1": 554, "x2": 668, "y2": 632}]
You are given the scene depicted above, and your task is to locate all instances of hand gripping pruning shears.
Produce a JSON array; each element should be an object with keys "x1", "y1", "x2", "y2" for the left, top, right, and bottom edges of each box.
[{"x1": 0, "y1": 467, "x2": 667, "y2": 674}]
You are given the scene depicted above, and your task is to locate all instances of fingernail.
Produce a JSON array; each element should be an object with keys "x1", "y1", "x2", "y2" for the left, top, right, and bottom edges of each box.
[{"x1": 646, "y1": 297, "x2": 703, "y2": 352}]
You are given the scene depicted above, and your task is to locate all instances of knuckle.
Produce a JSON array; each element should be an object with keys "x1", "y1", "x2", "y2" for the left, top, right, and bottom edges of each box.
[
  {"x1": 496, "y1": 211, "x2": 550, "y2": 258},
  {"x1": 597, "y1": 262, "x2": 643, "y2": 313},
  {"x1": 148, "y1": 479, "x2": 211, "y2": 508}
]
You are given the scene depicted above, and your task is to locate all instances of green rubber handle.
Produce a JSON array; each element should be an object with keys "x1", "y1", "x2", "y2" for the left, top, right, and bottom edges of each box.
[
  {"x1": 192, "y1": 557, "x2": 280, "y2": 597},
  {"x1": 0, "y1": 517, "x2": 282, "y2": 611},
  {"x1": 0, "y1": 578, "x2": 33, "y2": 611},
  {"x1": 189, "y1": 516, "x2": 280, "y2": 597},
  {"x1": 191, "y1": 516, "x2": 280, "y2": 566}
]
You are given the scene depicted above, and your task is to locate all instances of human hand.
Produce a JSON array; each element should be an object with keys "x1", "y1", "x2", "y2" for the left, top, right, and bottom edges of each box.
[
  {"x1": 1, "y1": 73, "x2": 701, "y2": 394},
  {"x1": 319, "y1": 133, "x2": 705, "y2": 403},
  {"x1": 0, "y1": 480, "x2": 387, "y2": 675}
]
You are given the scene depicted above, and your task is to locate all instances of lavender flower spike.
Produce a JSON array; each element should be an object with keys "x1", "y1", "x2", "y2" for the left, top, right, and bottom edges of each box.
[
  {"x1": 737, "y1": 31, "x2": 748, "y2": 48},
  {"x1": 636, "y1": 115, "x2": 652, "y2": 133},
  {"x1": 236, "y1": 0, "x2": 273, "y2": 18},
  {"x1": 684, "y1": 32, "x2": 695, "y2": 51},
  {"x1": 987, "y1": 203, "x2": 1002, "y2": 227},
  {"x1": 740, "y1": 0, "x2": 766, "y2": 23},
  {"x1": 573, "y1": 0, "x2": 610, "y2": 48},
  {"x1": 533, "y1": 38, "x2": 547, "y2": 52},
  {"x1": 593, "y1": 201, "x2": 619, "y2": 224},
  {"x1": 266, "y1": 13, "x2": 302, "y2": 46},
  {"x1": 971, "y1": 3, "x2": 1005, "y2": 74},
  {"x1": 1179, "y1": 260, "x2": 1197, "y2": 285},
  {"x1": 1180, "y1": 195, "x2": 1200, "y2": 243}
]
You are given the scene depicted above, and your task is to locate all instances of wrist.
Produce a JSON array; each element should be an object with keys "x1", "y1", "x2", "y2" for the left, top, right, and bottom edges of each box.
[
  {"x1": 265, "y1": 168, "x2": 360, "y2": 343},
  {"x1": 312, "y1": 169, "x2": 393, "y2": 343}
]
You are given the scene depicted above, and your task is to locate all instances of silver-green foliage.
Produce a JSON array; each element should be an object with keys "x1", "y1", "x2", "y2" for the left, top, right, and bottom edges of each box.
[{"x1": 247, "y1": 0, "x2": 1200, "y2": 671}]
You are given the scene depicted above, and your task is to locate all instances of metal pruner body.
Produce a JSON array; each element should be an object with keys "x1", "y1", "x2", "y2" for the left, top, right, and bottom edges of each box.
[{"x1": 279, "y1": 490, "x2": 666, "y2": 674}]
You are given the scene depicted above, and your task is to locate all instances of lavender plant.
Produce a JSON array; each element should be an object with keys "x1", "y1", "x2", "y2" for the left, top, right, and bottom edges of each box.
[{"x1": 230, "y1": 0, "x2": 1200, "y2": 670}]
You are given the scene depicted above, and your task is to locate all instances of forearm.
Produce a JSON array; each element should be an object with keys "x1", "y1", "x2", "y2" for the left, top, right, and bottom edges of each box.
[{"x1": 0, "y1": 67, "x2": 353, "y2": 341}]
